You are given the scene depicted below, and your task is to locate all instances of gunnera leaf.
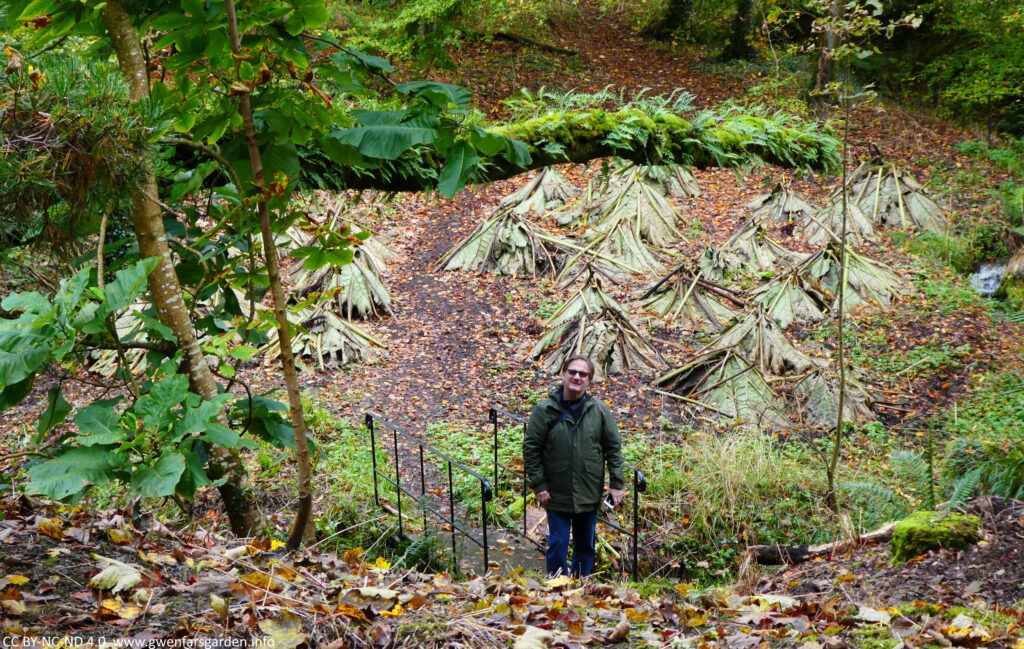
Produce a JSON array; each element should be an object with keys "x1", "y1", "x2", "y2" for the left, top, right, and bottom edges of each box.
[
  {"x1": 438, "y1": 206, "x2": 573, "y2": 278},
  {"x1": 848, "y1": 160, "x2": 948, "y2": 233},
  {"x1": 698, "y1": 221, "x2": 808, "y2": 281},
  {"x1": 746, "y1": 182, "x2": 818, "y2": 225},
  {"x1": 286, "y1": 223, "x2": 397, "y2": 319},
  {"x1": 656, "y1": 352, "x2": 789, "y2": 429},
  {"x1": 640, "y1": 263, "x2": 744, "y2": 331},
  {"x1": 529, "y1": 275, "x2": 666, "y2": 381},
  {"x1": 263, "y1": 305, "x2": 384, "y2": 370},
  {"x1": 749, "y1": 269, "x2": 830, "y2": 329},
  {"x1": 792, "y1": 367, "x2": 875, "y2": 427},
  {"x1": 499, "y1": 167, "x2": 581, "y2": 216},
  {"x1": 802, "y1": 195, "x2": 875, "y2": 247},
  {"x1": 614, "y1": 162, "x2": 700, "y2": 199}
]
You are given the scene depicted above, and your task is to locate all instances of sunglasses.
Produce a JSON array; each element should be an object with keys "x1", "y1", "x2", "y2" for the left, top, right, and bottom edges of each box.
[{"x1": 565, "y1": 369, "x2": 590, "y2": 378}]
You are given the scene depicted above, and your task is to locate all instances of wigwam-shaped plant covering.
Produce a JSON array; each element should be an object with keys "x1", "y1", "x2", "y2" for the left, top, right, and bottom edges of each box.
[
  {"x1": 792, "y1": 367, "x2": 875, "y2": 427},
  {"x1": 264, "y1": 304, "x2": 383, "y2": 370},
  {"x1": 749, "y1": 267, "x2": 830, "y2": 329},
  {"x1": 802, "y1": 195, "x2": 875, "y2": 247},
  {"x1": 698, "y1": 221, "x2": 807, "y2": 281},
  {"x1": 640, "y1": 263, "x2": 744, "y2": 331},
  {"x1": 438, "y1": 205, "x2": 574, "y2": 278},
  {"x1": 656, "y1": 351, "x2": 789, "y2": 429},
  {"x1": 588, "y1": 164, "x2": 685, "y2": 248},
  {"x1": 286, "y1": 223, "x2": 397, "y2": 319},
  {"x1": 848, "y1": 160, "x2": 947, "y2": 233},
  {"x1": 613, "y1": 162, "x2": 700, "y2": 199},
  {"x1": 691, "y1": 307, "x2": 822, "y2": 377},
  {"x1": 529, "y1": 272, "x2": 666, "y2": 381},
  {"x1": 746, "y1": 182, "x2": 817, "y2": 224},
  {"x1": 802, "y1": 245, "x2": 904, "y2": 312},
  {"x1": 498, "y1": 166, "x2": 580, "y2": 216}
]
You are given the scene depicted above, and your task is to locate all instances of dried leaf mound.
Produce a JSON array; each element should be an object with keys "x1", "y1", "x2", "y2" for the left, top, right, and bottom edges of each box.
[
  {"x1": 848, "y1": 160, "x2": 948, "y2": 233},
  {"x1": 698, "y1": 221, "x2": 807, "y2": 281},
  {"x1": 529, "y1": 274, "x2": 666, "y2": 381},
  {"x1": 640, "y1": 263, "x2": 744, "y2": 331},
  {"x1": 498, "y1": 166, "x2": 581, "y2": 216},
  {"x1": 746, "y1": 182, "x2": 817, "y2": 224},
  {"x1": 287, "y1": 225, "x2": 397, "y2": 320}
]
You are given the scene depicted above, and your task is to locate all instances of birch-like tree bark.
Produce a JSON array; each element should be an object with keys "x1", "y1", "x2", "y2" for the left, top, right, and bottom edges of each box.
[
  {"x1": 224, "y1": 0, "x2": 315, "y2": 549},
  {"x1": 100, "y1": 0, "x2": 261, "y2": 536}
]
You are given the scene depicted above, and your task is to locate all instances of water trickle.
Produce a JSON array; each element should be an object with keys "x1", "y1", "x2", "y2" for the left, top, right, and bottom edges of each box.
[{"x1": 970, "y1": 264, "x2": 1006, "y2": 298}]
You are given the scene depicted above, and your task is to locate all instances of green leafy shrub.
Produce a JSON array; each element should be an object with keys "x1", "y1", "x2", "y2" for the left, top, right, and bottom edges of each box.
[
  {"x1": 914, "y1": 1, "x2": 1024, "y2": 125},
  {"x1": 1, "y1": 261, "x2": 297, "y2": 504}
]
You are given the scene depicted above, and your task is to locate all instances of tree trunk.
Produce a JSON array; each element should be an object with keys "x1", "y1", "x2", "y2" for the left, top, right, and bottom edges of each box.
[
  {"x1": 649, "y1": 0, "x2": 695, "y2": 39},
  {"x1": 814, "y1": 0, "x2": 841, "y2": 94},
  {"x1": 721, "y1": 0, "x2": 756, "y2": 60},
  {"x1": 100, "y1": 0, "x2": 261, "y2": 537},
  {"x1": 224, "y1": 0, "x2": 314, "y2": 549}
]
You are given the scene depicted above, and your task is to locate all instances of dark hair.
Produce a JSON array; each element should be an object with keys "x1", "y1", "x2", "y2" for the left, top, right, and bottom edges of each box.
[{"x1": 562, "y1": 355, "x2": 595, "y2": 377}]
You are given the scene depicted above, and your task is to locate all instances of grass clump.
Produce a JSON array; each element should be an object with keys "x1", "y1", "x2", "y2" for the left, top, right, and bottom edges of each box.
[
  {"x1": 625, "y1": 432, "x2": 829, "y2": 582},
  {"x1": 306, "y1": 400, "x2": 391, "y2": 549}
]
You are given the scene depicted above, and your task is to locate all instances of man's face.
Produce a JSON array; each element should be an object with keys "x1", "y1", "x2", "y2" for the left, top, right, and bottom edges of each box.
[{"x1": 562, "y1": 360, "x2": 592, "y2": 400}]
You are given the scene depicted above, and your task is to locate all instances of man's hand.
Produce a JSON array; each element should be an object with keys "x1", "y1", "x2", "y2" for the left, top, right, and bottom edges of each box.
[
  {"x1": 608, "y1": 488, "x2": 624, "y2": 506},
  {"x1": 535, "y1": 490, "x2": 550, "y2": 505}
]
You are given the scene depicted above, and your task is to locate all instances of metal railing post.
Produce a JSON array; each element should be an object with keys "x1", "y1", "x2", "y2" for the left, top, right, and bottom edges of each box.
[
  {"x1": 419, "y1": 445, "x2": 427, "y2": 530},
  {"x1": 366, "y1": 414, "x2": 379, "y2": 506},
  {"x1": 489, "y1": 408, "x2": 499, "y2": 499},
  {"x1": 481, "y1": 480, "x2": 490, "y2": 574},
  {"x1": 632, "y1": 469, "x2": 639, "y2": 581},
  {"x1": 393, "y1": 428, "x2": 403, "y2": 536},
  {"x1": 448, "y1": 462, "x2": 457, "y2": 575}
]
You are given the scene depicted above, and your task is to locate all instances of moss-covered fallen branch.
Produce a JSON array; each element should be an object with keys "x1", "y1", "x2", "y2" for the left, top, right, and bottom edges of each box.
[{"x1": 299, "y1": 104, "x2": 840, "y2": 193}]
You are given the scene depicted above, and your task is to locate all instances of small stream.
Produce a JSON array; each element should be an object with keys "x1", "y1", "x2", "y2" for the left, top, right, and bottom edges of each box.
[{"x1": 970, "y1": 263, "x2": 1006, "y2": 298}]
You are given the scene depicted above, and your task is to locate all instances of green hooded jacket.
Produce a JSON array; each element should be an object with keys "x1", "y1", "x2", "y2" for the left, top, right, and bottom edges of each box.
[{"x1": 523, "y1": 387, "x2": 624, "y2": 513}]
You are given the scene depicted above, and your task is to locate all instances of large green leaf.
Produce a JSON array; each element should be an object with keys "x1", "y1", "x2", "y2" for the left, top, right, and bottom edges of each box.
[
  {"x1": 104, "y1": 257, "x2": 161, "y2": 314},
  {"x1": 438, "y1": 140, "x2": 479, "y2": 198},
  {"x1": 0, "y1": 329, "x2": 51, "y2": 389},
  {"x1": 36, "y1": 385, "x2": 72, "y2": 436},
  {"x1": 397, "y1": 81, "x2": 472, "y2": 111},
  {"x1": 0, "y1": 375, "x2": 36, "y2": 410},
  {"x1": 331, "y1": 125, "x2": 437, "y2": 160},
  {"x1": 134, "y1": 375, "x2": 190, "y2": 431},
  {"x1": 75, "y1": 399, "x2": 125, "y2": 446},
  {"x1": 131, "y1": 453, "x2": 186, "y2": 498},
  {"x1": 25, "y1": 446, "x2": 121, "y2": 501},
  {"x1": 178, "y1": 393, "x2": 233, "y2": 436},
  {"x1": 283, "y1": 0, "x2": 329, "y2": 35}
]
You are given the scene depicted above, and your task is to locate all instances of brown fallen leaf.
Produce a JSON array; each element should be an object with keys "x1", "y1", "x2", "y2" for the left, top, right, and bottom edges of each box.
[{"x1": 606, "y1": 613, "x2": 630, "y2": 644}]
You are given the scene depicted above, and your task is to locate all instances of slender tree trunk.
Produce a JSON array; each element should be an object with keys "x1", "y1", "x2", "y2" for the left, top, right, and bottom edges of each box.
[
  {"x1": 814, "y1": 0, "x2": 841, "y2": 94},
  {"x1": 100, "y1": 0, "x2": 261, "y2": 536},
  {"x1": 826, "y1": 57, "x2": 852, "y2": 511},
  {"x1": 721, "y1": 0, "x2": 757, "y2": 60},
  {"x1": 224, "y1": 0, "x2": 314, "y2": 549}
]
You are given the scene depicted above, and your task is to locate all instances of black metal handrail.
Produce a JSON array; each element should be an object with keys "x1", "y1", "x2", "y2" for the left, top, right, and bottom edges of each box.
[
  {"x1": 488, "y1": 406, "x2": 649, "y2": 579},
  {"x1": 364, "y1": 412, "x2": 493, "y2": 574}
]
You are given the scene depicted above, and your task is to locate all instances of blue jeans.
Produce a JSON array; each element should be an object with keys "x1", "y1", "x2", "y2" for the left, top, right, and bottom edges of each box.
[{"x1": 546, "y1": 509, "x2": 598, "y2": 578}]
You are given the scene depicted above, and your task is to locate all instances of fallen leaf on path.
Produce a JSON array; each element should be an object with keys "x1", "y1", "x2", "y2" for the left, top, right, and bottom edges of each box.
[
  {"x1": 514, "y1": 625, "x2": 553, "y2": 649},
  {"x1": 88, "y1": 556, "x2": 142, "y2": 594},
  {"x1": 259, "y1": 612, "x2": 306, "y2": 649},
  {"x1": 606, "y1": 613, "x2": 630, "y2": 643}
]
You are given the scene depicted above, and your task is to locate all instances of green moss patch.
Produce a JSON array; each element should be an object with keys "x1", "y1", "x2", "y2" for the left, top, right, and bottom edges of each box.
[{"x1": 890, "y1": 511, "x2": 981, "y2": 563}]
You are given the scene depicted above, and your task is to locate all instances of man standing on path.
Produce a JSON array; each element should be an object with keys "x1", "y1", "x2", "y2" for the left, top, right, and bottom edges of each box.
[{"x1": 523, "y1": 355, "x2": 625, "y2": 578}]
